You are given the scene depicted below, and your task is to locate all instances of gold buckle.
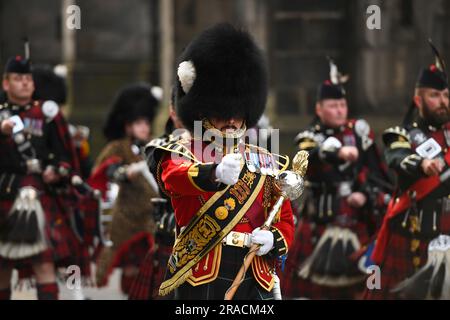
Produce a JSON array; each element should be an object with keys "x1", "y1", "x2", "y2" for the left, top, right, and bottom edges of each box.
[{"x1": 225, "y1": 231, "x2": 246, "y2": 248}]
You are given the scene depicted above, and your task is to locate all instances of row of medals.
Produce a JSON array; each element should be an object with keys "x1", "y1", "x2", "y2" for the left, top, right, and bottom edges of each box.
[{"x1": 242, "y1": 146, "x2": 277, "y2": 177}]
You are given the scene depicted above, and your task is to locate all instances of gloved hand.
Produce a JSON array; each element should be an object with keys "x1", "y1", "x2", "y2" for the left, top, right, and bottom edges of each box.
[
  {"x1": 215, "y1": 153, "x2": 242, "y2": 185},
  {"x1": 251, "y1": 227, "x2": 274, "y2": 256}
]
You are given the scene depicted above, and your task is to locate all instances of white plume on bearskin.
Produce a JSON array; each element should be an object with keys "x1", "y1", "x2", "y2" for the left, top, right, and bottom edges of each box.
[
  {"x1": 298, "y1": 226, "x2": 365, "y2": 287},
  {"x1": 392, "y1": 235, "x2": 450, "y2": 299},
  {"x1": 177, "y1": 61, "x2": 196, "y2": 94},
  {"x1": 150, "y1": 86, "x2": 164, "y2": 102},
  {"x1": 0, "y1": 187, "x2": 47, "y2": 259}
]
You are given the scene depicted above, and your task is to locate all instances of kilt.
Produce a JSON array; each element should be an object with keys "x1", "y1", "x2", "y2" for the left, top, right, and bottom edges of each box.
[
  {"x1": 363, "y1": 232, "x2": 430, "y2": 300},
  {"x1": 364, "y1": 198, "x2": 450, "y2": 300},
  {"x1": 174, "y1": 245, "x2": 274, "y2": 300},
  {"x1": 0, "y1": 193, "x2": 79, "y2": 270},
  {"x1": 128, "y1": 250, "x2": 154, "y2": 300},
  {"x1": 112, "y1": 232, "x2": 154, "y2": 269},
  {"x1": 77, "y1": 195, "x2": 100, "y2": 247},
  {"x1": 281, "y1": 217, "x2": 370, "y2": 299},
  {"x1": 97, "y1": 231, "x2": 154, "y2": 289},
  {"x1": 129, "y1": 233, "x2": 175, "y2": 300}
]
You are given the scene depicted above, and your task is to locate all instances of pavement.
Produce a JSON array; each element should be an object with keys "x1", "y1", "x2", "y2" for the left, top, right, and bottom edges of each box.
[{"x1": 11, "y1": 265, "x2": 127, "y2": 300}]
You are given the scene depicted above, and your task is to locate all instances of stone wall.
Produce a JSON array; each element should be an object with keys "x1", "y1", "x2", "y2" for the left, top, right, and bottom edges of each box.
[{"x1": 0, "y1": 0, "x2": 449, "y2": 156}]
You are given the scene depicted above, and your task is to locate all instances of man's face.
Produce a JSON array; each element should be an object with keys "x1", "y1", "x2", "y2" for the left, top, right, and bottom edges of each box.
[
  {"x1": 415, "y1": 87, "x2": 449, "y2": 126},
  {"x1": 316, "y1": 98, "x2": 348, "y2": 128},
  {"x1": 209, "y1": 117, "x2": 245, "y2": 133},
  {"x1": 2, "y1": 73, "x2": 35, "y2": 102},
  {"x1": 126, "y1": 118, "x2": 151, "y2": 142}
]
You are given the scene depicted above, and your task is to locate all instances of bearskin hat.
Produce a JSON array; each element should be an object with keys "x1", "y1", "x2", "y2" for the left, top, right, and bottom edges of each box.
[
  {"x1": 174, "y1": 23, "x2": 268, "y2": 132},
  {"x1": 32, "y1": 64, "x2": 67, "y2": 104},
  {"x1": 103, "y1": 83, "x2": 160, "y2": 141}
]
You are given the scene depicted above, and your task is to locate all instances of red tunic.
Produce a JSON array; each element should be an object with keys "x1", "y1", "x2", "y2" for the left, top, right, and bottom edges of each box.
[{"x1": 156, "y1": 141, "x2": 294, "y2": 291}]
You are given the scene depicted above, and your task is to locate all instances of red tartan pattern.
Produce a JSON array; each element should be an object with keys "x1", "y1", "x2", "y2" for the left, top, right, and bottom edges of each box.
[{"x1": 363, "y1": 232, "x2": 428, "y2": 300}]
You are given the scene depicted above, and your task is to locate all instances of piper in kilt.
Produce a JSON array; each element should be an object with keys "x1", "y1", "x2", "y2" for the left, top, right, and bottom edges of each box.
[
  {"x1": 31, "y1": 64, "x2": 95, "y2": 297},
  {"x1": 364, "y1": 40, "x2": 450, "y2": 300},
  {"x1": 145, "y1": 23, "x2": 295, "y2": 300},
  {"x1": 281, "y1": 59, "x2": 391, "y2": 300},
  {"x1": 0, "y1": 54, "x2": 81, "y2": 300}
]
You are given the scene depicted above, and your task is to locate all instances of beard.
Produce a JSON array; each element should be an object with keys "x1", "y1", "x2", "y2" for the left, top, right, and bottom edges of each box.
[{"x1": 422, "y1": 103, "x2": 450, "y2": 127}]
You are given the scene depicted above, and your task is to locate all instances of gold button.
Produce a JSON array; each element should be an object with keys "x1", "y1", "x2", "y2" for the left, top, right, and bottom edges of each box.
[
  {"x1": 215, "y1": 206, "x2": 228, "y2": 220},
  {"x1": 410, "y1": 239, "x2": 420, "y2": 252}
]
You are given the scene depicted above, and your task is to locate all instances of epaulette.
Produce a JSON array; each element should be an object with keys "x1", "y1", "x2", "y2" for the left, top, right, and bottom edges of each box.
[
  {"x1": 294, "y1": 130, "x2": 315, "y2": 143},
  {"x1": 153, "y1": 139, "x2": 198, "y2": 163},
  {"x1": 382, "y1": 126, "x2": 411, "y2": 148},
  {"x1": 295, "y1": 131, "x2": 318, "y2": 151},
  {"x1": 146, "y1": 136, "x2": 170, "y2": 148},
  {"x1": 383, "y1": 126, "x2": 410, "y2": 140}
]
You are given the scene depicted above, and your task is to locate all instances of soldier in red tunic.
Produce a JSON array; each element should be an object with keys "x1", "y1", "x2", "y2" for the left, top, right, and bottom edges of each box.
[{"x1": 145, "y1": 23, "x2": 295, "y2": 300}]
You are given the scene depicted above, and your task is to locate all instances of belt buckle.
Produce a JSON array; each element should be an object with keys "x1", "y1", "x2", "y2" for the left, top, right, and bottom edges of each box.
[{"x1": 226, "y1": 231, "x2": 246, "y2": 248}]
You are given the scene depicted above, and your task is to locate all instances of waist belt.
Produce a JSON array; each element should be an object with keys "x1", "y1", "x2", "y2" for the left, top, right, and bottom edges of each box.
[{"x1": 221, "y1": 231, "x2": 252, "y2": 248}]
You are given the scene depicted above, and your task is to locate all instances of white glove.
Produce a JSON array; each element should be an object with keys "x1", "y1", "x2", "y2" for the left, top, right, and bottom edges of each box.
[
  {"x1": 215, "y1": 153, "x2": 242, "y2": 185},
  {"x1": 251, "y1": 227, "x2": 274, "y2": 256}
]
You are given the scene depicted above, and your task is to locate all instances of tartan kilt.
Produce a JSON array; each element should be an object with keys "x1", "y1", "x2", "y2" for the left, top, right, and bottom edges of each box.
[
  {"x1": 281, "y1": 218, "x2": 370, "y2": 299},
  {"x1": 129, "y1": 233, "x2": 175, "y2": 300},
  {"x1": 77, "y1": 194, "x2": 101, "y2": 247},
  {"x1": 0, "y1": 193, "x2": 80, "y2": 270},
  {"x1": 97, "y1": 232, "x2": 154, "y2": 290},
  {"x1": 112, "y1": 232, "x2": 154, "y2": 269},
  {"x1": 128, "y1": 250, "x2": 154, "y2": 300},
  {"x1": 363, "y1": 232, "x2": 430, "y2": 300}
]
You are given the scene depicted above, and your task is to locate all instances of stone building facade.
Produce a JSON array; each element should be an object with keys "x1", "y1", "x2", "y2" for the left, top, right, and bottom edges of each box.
[{"x1": 1, "y1": 0, "x2": 449, "y2": 155}]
